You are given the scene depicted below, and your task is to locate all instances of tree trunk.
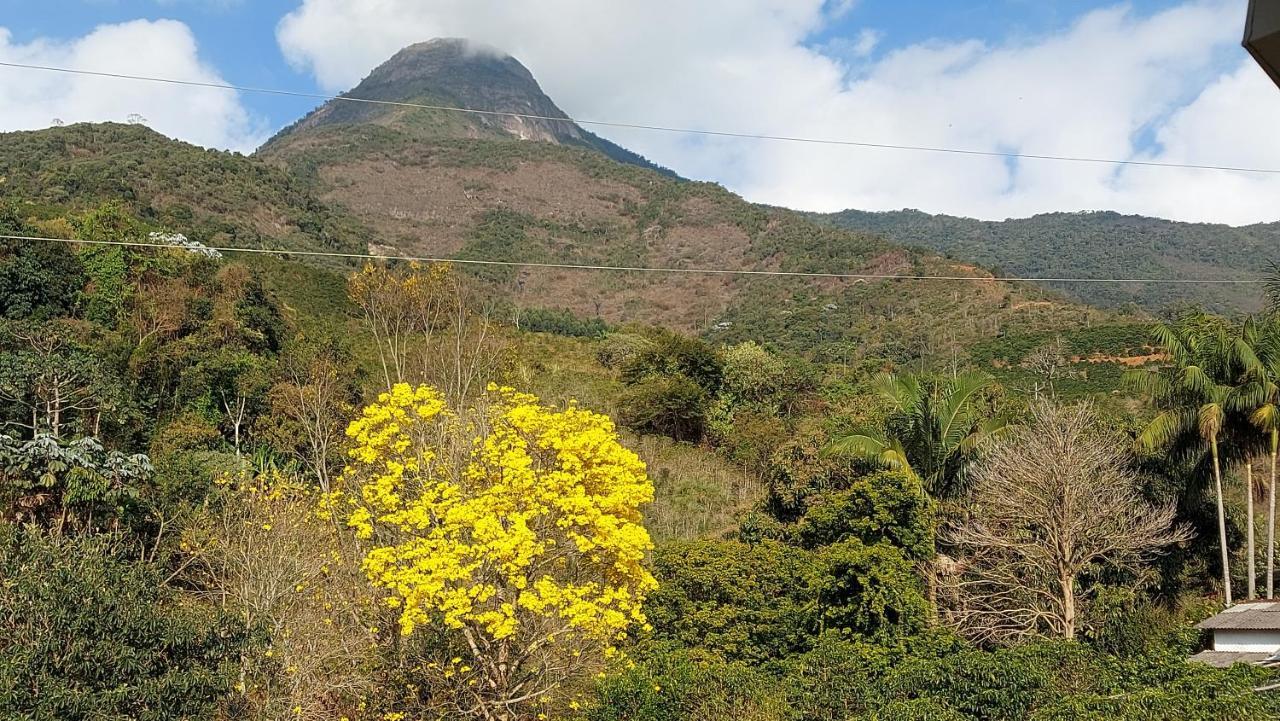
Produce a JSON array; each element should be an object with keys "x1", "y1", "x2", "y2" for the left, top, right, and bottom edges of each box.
[
  {"x1": 1060, "y1": 569, "x2": 1076, "y2": 640},
  {"x1": 1267, "y1": 433, "x2": 1278, "y2": 599},
  {"x1": 1248, "y1": 462, "x2": 1256, "y2": 600},
  {"x1": 1213, "y1": 439, "x2": 1233, "y2": 607}
]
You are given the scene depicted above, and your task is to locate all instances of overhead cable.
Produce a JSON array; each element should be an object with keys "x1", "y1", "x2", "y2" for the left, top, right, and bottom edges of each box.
[
  {"x1": 0, "y1": 234, "x2": 1265, "y2": 285},
  {"x1": 1, "y1": 60, "x2": 1277, "y2": 175}
]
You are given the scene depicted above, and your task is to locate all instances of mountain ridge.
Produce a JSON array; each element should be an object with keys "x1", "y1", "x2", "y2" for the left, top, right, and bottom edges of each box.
[{"x1": 815, "y1": 207, "x2": 1279, "y2": 314}]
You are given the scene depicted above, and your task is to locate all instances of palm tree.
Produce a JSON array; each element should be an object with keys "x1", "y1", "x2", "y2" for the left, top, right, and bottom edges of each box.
[
  {"x1": 1128, "y1": 316, "x2": 1238, "y2": 606},
  {"x1": 1233, "y1": 314, "x2": 1280, "y2": 599},
  {"x1": 827, "y1": 371, "x2": 1006, "y2": 499}
]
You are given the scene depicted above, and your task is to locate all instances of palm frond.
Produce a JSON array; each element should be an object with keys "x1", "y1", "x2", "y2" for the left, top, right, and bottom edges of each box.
[
  {"x1": 1253, "y1": 403, "x2": 1280, "y2": 433},
  {"x1": 958, "y1": 416, "x2": 1010, "y2": 454},
  {"x1": 1229, "y1": 379, "x2": 1270, "y2": 413},
  {"x1": 1230, "y1": 332, "x2": 1264, "y2": 376},
  {"x1": 1198, "y1": 402, "x2": 1225, "y2": 440},
  {"x1": 1179, "y1": 365, "x2": 1213, "y2": 395},
  {"x1": 1123, "y1": 367, "x2": 1170, "y2": 399},
  {"x1": 936, "y1": 372, "x2": 991, "y2": 447},
  {"x1": 1151, "y1": 322, "x2": 1190, "y2": 366},
  {"x1": 1266, "y1": 260, "x2": 1280, "y2": 314},
  {"x1": 872, "y1": 372, "x2": 918, "y2": 414},
  {"x1": 825, "y1": 433, "x2": 913, "y2": 476},
  {"x1": 1135, "y1": 409, "x2": 1197, "y2": 454}
]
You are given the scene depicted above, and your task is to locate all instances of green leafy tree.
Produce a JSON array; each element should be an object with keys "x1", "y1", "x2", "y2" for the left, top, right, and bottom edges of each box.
[
  {"x1": 0, "y1": 433, "x2": 153, "y2": 534},
  {"x1": 717, "y1": 341, "x2": 814, "y2": 416},
  {"x1": 827, "y1": 372, "x2": 1005, "y2": 499},
  {"x1": 0, "y1": 205, "x2": 85, "y2": 320},
  {"x1": 621, "y1": 328, "x2": 723, "y2": 392},
  {"x1": 73, "y1": 202, "x2": 141, "y2": 327},
  {"x1": 620, "y1": 375, "x2": 712, "y2": 442},
  {"x1": 816, "y1": 539, "x2": 931, "y2": 639},
  {"x1": 615, "y1": 329, "x2": 725, "y2": 442},
  {"x1": 797, "y1": 470, "x2": 935, "y2": 560}
]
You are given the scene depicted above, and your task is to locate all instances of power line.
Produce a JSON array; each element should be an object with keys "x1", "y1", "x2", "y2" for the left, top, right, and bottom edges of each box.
[
  {"x1": 0, "y1": 234, "x2": 1265, "y2": 285},
  {"x1": 2, "y1": 60, "x2": 1278, "y2": 176}
]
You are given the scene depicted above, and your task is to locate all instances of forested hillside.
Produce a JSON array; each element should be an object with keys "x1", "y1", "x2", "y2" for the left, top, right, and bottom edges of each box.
[
  {"x1": 0, "y1": 123, "x2": 369, "y2": 255},
  {"x1": 817, "y1": 208, "x2": 1279, "y2": 314}
]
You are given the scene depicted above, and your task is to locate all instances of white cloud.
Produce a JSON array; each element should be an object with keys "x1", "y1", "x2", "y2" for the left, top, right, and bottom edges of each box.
[
  {"x1": 0, "y1": 19, "x2": 265, "y2": 152},
  {"x1": 276, "y1": 0, "x2": 1280, "y2": 224}
]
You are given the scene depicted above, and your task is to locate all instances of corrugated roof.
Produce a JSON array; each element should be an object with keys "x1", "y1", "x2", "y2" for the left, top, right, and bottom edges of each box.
[
  {"x1": 1188, "y1": 650, "x2": 1275, "y2": 668},
  {"x1": 1196, "y1": 601, "x2": 1280, "y2": 630}
]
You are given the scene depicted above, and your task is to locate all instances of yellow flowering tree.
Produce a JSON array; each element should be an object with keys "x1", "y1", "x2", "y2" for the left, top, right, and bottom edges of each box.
[{"x1": 327, "y1": 383, "x2": 657, "y2": 720}]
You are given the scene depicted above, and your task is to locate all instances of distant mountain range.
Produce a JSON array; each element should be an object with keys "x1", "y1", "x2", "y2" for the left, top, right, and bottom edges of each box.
[
  {"x1": 814, "y1": 208, "x2": 1279, "y2": 314},
  {"x1": 0, "y1": 38, "x2": 1154, "y2": 364}
]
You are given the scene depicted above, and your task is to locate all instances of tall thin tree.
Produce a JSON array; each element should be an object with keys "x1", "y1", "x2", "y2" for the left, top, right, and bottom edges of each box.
[
  {"x1": 1234, "y1": 313, "x2": 1280, "y2": 598},
  {"x1": 1128, "y1": 316, "x2": 1237, "y2": 606}
]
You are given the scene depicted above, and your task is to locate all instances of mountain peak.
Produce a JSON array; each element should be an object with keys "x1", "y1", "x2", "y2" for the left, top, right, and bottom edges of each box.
[
  {"x1": 263, "y1": 38, "x2": 666, "y2": 173},
  {"x1": 271, "y1": 37, "x2": 567, "y2": 139}
]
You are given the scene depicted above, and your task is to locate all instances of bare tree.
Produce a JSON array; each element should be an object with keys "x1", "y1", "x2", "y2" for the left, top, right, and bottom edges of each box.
[
  {"x1": 181, "y1": 474, "x2": 377, "y2": 719},
  {"x1": 349, "y1": 262, "x2": 508, "y2": 403},
  {"x1": 130, "y1": 274, "x2": 194, "y2": 347},
  {"x1": 263, "y1": 344, "x2": 355, "y2": 492},
  {"x1": 348, "y1": 263, "x2": 422, "y2": 388},
  {"x1": 421, "y1": 274, "x2": 507, "y2": 407},
  {"x1": 1023, "y1": 336, "x2": 1069, "y2": 399},
  {"x1": 934, "y1": 401, "x2": 1190, "y2": 644}
]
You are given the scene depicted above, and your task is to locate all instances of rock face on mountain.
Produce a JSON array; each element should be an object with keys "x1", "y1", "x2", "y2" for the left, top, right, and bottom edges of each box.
[{"x1": 263, "y1": 38, "x2": 664, "y2": 172}]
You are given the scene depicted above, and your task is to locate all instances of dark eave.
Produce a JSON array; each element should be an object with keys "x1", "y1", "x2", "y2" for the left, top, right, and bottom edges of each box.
[{"x1": 1245, "y1": 0, "x2": 1280, "y2": 89}]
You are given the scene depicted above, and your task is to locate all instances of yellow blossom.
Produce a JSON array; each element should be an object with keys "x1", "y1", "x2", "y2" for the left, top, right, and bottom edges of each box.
[{"x1": 328, "y1": 382, "x2": 658, "y2": 712}]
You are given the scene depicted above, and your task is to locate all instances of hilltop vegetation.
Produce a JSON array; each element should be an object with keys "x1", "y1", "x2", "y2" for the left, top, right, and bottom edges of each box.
[
  {"x1": 0, "y1": 123, "x2": 370, "y2": 255},
  {"x1": 817, "y1": 208, "x2": 1280, "y2": 314},
  {"x1": 262, "y1": 120, "x2": 1141, "y2": 362}
]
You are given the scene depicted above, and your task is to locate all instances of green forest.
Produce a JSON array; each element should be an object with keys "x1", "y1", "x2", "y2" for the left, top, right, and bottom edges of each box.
[
  {"x1": 4, "y1": 191, "x2": 1280, "y2": 721},
  {"x1": 817, "y1": 208, "x2": 1280, "y2": 314}
]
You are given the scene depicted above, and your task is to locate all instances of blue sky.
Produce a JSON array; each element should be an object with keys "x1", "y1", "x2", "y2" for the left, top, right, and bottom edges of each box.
[
  {"x1": 0, "y1": 1, "x2": 1276, "y2": 224},
  {"x1": 0, "y1": 0, "x2": 1213, "y2": 132}
]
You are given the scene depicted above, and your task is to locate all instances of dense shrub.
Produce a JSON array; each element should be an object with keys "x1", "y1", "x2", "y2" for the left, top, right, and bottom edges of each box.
[
  {"x1": 587, "y1": 645, "x2": 786, "y2": 721},
  {"x1": 816, "y1": 539, "x2": 930, "y2": 639},
  {"x1": 0, "y1": 525, "x2": 245, "y2": 720},
  {"x1": 521, "y1": 307, "x2": 609, "y2": 338},
  {"x1": 797, "y1": 470, "x2": 935, "y2": 560},
  {"x1": 645, "y1": 540, "x2": 818, "y2": 663},
  {"x1": 620, "y1": 375, "x2": 711, "y2": 442},
  {"x1": 621, "y1": 329, "x2": 722, "y2": 392}
]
